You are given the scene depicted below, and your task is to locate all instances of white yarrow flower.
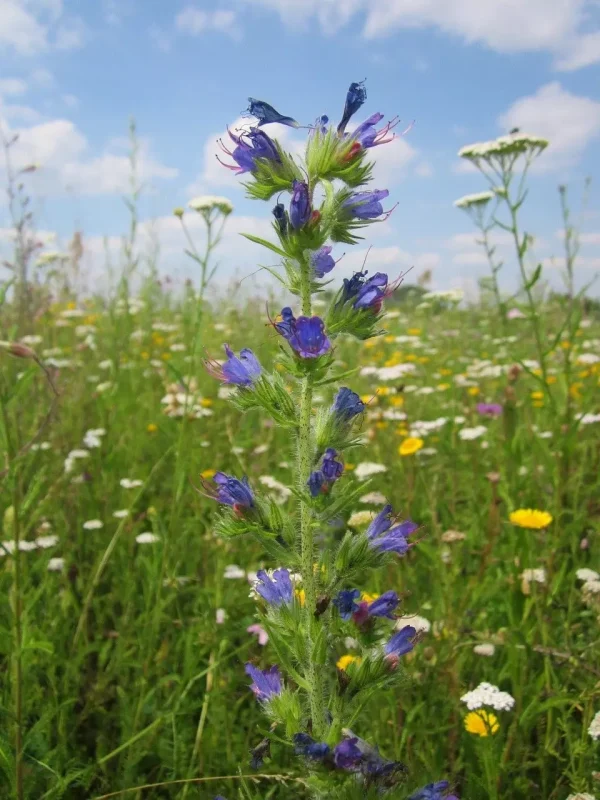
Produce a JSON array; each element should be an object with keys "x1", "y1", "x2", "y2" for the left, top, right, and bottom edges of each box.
[
  {"x1": 120, "y1": 478, "x2": 143, "y2": 489},
  {"x1": 473, "y1": 643, "x2": 495, "y2": 657},
  {"x1": 83, "y1": 519, "x2": 103, "y2": 530},
  {"x1": 136, "y1": 532, "x2": 159, "y2": 544},
  {"x1": 588, "y1": 710, "x2": 600, "y2": 740},
  {"x1": 460, "y1": 682, "x2": 515, "y2": 711},
  {"x1": 47, "y1": 557, "x2": 65, "y2": 572}
]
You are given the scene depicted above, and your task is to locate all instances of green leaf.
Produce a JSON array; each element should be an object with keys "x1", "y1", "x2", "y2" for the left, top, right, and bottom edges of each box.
[
  {"x1": 240, "y1": 233, "x2": 288, "y2": 259},
  {"x1": 525, "y1": 263, "x2": 542, "y2": 290}
]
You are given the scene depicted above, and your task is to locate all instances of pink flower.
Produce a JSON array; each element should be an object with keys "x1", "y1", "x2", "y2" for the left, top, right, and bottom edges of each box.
[{"x1": 247, "y1": 623, "x2": 269, "y2": 646}]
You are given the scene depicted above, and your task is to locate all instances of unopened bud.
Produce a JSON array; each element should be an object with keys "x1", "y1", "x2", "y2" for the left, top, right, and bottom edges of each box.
[
  {"x1": 173, "y1": 207, "x2": 185, "y2": 218},
  {"x1": 0, "y1": 340, "x2": 36, "y2": 359},
  {"x1": 508, "y1": 364, "x2": 521, "y2": 382}
]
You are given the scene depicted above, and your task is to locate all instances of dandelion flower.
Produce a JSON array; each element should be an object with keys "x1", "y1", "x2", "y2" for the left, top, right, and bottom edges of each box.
[
  {"x1": 399, "y1": 437, "x2": 424, "y2": 456},
  {"x1": 336, "y1": 654, "x2": 362, "y2": 671},
  {"x1": 464, "y1": 710, "x2": 499, "y2": 736},
  {"x1": 509, "y1": 509, "x2": 553, "y2": 529}
]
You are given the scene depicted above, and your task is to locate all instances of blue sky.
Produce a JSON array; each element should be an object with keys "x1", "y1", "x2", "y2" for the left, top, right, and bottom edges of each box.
[{"x1": 0, "y1": 0, "x2": 599, "y2": 296}]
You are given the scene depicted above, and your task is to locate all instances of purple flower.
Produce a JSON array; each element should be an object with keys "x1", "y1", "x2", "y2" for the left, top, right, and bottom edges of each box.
[
  {"x1": 367, "y1": 590, "x2": 400, "y2": 618},
  {"x1": 337, "y1": 81, "x2": 367, "y2": 136},
  {"x1": 293, "y1": 733, "x2": 330, "y2": 760},
  {"x1": 334, "y1": 735, "x2": 405, "y2": 780},
  {"x1": 476, "y1": 402, "x2": 503, "y2": 418},
  {"x1": 217, "y1": 128, "x2": 281, "y2": 174},
  {"x1": 338, "y1": 270, "x2": 401, "y2": 315},
  {"x1": 332, "y1": 387, "x2": 365, "y2": 422},
  {"x1": 254, "y1": 568, "x2": 293, "y2": 606},
  {"x1": 384, "y1": 625, "x2": 416, "y2": 658},
  {"x1": 351, "y1": 112, "x2": 400, "y2": 149},
  {"x1": 409, "y1": 781, "x2": 459, "y2": 800},
  {"x1": 333, "y1": 588, "x2": 361, "y2": 620},
  {"x1": 272, "y1": 202, "x2": 288, "y2": 237},
  {"x1": 333, "y1": 737, "x2": 363, "y2": 769},
  {"x1": 245, "y1": 663, "x2": 282, "y2": 701},
  {"x1": 246, "y1": 98, "x2": 299, "y2": 129},
  {"x1": 207, "y1": 472, "x2": 254, "y2": 511},
  {"x1": 275, "y1": 308, "x2": 331, "y2": 359},
  {"x1": 366, "y1": 504, "x2": 418, "y2": 556},
  {"x1": 308, "y1": 448, "x2": 343, "y2": 496},
  {"x1": 290, "y1": 180, "x2": 311, "y2": 230},
  {"x1": 311, "y1": 246, "x2": 336, "y2": 278},
  {"x1": 343, "y1": 189, "x2": 390, "y2": 220},
  {"x1": 205, "y1": 344, "x2": 262, "y2": 386}
]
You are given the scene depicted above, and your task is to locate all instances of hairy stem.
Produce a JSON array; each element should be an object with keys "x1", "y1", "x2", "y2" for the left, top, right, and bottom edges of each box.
[{"x1": 297, "y1": 257, "x2": 326, "y2": 738}]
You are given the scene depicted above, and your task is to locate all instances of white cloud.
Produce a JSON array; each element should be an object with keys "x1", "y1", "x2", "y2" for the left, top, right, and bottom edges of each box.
[
  {"x1": 414, "y1": 161, "x2": 433, "y2": 177},
  {"x1": 498, "y1": 82, "x2": 600, "y2": 170},
  {"x1": 148, "y1": 25, "x2": 171, "y2": 52},
  {"x1": 175, "y1": 7, "x2": 241, "y2": 39},
  {"x1": 555, "y1": 229, "x2": 600, "y2": 244},
  {"x1": 451, "y1": 251, "x2": 489, "y2": 266},
  {"x1": 0, "y1": 78, "x2": 28, "y2": 96},
  {"x1": 0, "y1": 117, "x2": 178, "y2": 195},
  {"x1": 237, "y1": 0, "x2": 600, "y2": 69},
  {"x1": 555, "y1": 30, "x2": 600, "y2": 71},
  {"x1": 0, "y1": 0, "x2": 86, "y2": 54}
]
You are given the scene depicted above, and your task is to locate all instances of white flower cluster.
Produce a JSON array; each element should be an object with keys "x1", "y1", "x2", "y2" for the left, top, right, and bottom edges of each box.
[
  {"x1": 454, "y1": 191, "x2": 495, "y2": 209},
  {"x1": 460, "y1": 682, "x2": 515, "y2": 711},
  {"x1": 458, "y1": 133, "x2": 549, "y2": 161},
  {"x1": 188, "y1": 195, "x2": 234, "y2": 215},
  {"x1": 588, "y1": 710, "x2": 600, "y2": 740}
]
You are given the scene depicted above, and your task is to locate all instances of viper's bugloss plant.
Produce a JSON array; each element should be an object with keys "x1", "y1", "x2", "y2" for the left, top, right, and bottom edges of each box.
[{"x1": 202, "y1": 83, "x2": 458, "y2": 799}]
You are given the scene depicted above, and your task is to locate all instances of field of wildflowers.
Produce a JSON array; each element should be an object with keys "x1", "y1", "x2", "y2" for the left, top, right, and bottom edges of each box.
[{"x1": 1, "y1": 84, "x2": 599, "y2": 800}]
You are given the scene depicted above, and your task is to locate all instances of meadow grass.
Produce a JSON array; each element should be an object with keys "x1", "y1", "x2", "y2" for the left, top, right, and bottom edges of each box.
[{"x1": 1, "y1": 275, "x2": 599, "y2": 799}]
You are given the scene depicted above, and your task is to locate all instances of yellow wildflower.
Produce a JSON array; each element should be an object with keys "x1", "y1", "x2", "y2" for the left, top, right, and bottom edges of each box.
[
  {"x1": 147, "y1": 423, "x2": 158, "y2": 433},
  {"x1": 200, "y1": 468, "x2": 217, "y2": 480},
  {"x1": 200, "y1": 398, "x2": 213, "y2": 407},
  {"x1": 509, "y1": 508, "x2": 553, "y2": 529},
  {"x1": 361, "y1": 592, "x2": 379, "y2": 603},
  {"x1": 531, "y1": 391, "x2": 544, "y2": 400},
  {"x1": 468, "y1": 386, "x2": 480, "y2": 397},
  {"x1": 336, "y1": 654, "x2": 362, "y2": 672},
  {"x1": 399, "y1": 437, "x2": 424, "y2": 456},
  {"x1": 407, "y1": 328, "x2": 421, "y2": 336},
  {"x1": 296, "y1": 589, "x2": 306, "y2": 607},
  {"x1": 464, "y1": 710, "x2": 499, "y2": 737}
]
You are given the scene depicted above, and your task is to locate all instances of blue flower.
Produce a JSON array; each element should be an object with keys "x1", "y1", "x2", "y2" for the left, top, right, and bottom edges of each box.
[
  {"x1": 333, "y1": 588, "x2": 361, "y2": 620},
  {"x1": 333, "y1": 737, "x2": 363, "y2": 769},
  {"x1": 343, "y1": 189, "x2": 390, "y2": 220},
  {"x1": 293, "y1": 733, "x2": 330, "y2": 760},
  {"x1": 311, "y1": 246, "x2": 336, "y2": 278},
  {"x1": 334, "y1": 735, "x2": 405, "y2": 780},
  {"x1": 308, "y1": 470, "x2": 325, "y2": 497},
  {"x1": 254, "y1": 568, "x2": 293, "y2": 606},
  {"x1": 217, "y1": 127, "x2": 281, "y2": 174},
  {"x1": 307, "y1": 448, "x2": 343, "y2": 496},
  {"x1": 409, "y1": 781, "x2": 459, "y2": 800},
  {"x1": 290, "y1": 180, "x2": 311, "y2": 229},
  {"x1": 367, "y1": 590, "x2": 400, "y2": 618},
  {"x1": 366, "y1": 504, "x2": 418, "y2": 556},
  {"x1": 272, "y1": 202, "x2": 288, "y2": 237},
  {"x1": 337, "y1": 81, "x2": 367, "y2": 136},
  {"x1": 354, "y1": 272, "x2": 389, "y2": 310},
  {"x1": 351, "y1": 112, "x2": 400, "y2": 149},
  {"x1": 210, "y1": 473, "x2": 254, "y2": 510},
  {"x1": 321, "y1": 448, "x2": 343, "y2": 481},
  {"x1": 384, "y1": 625, "x2": 416, "y2": 658},
  {"x1": 245, "y1": 663, "x2": 282, "y2": 701},
  {"x1": 205, "y1": 344, "x2": 262, "y2": 386},
  {"x1": 246, "y1": 98, "x2": 299, "y2": 128},
  {"x1": 338, "y1": 270, "x2": 401, "y2": 315},
  {"x1": 275, "y1": 308, "x2": 331, "y2": 359},
  {"x1": 332, "y1": 387, "x2": 365, "y2": 422}
]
